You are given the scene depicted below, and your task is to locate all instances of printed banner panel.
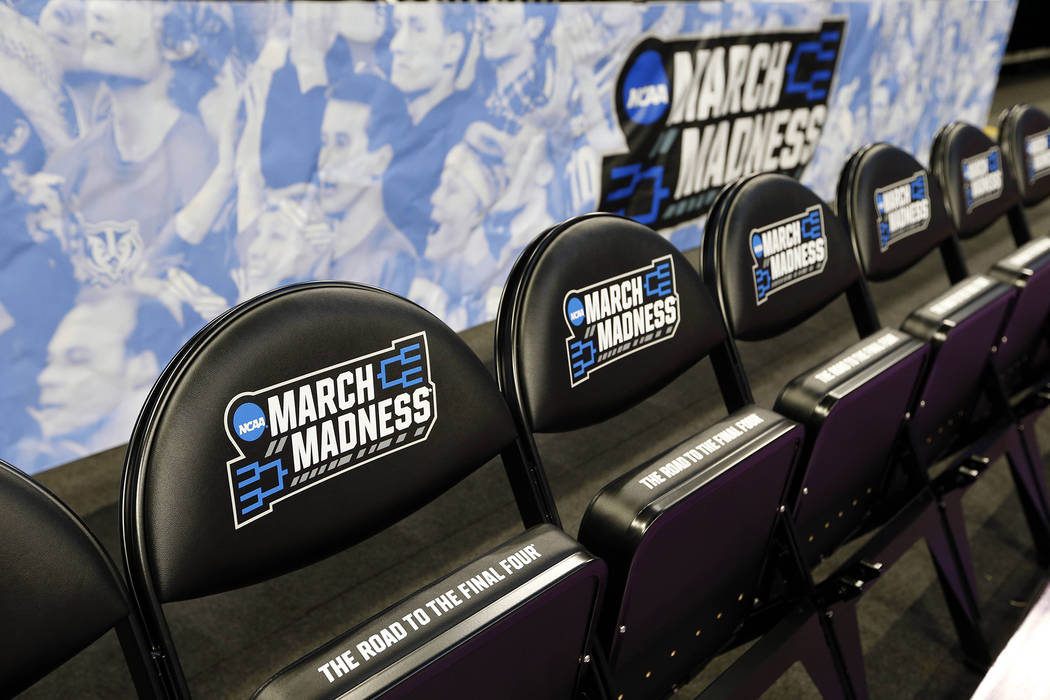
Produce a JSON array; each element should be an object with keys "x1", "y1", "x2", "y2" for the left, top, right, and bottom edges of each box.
[{"x1": 0, "y1": 1, "x2": 1014, "y2": 472}]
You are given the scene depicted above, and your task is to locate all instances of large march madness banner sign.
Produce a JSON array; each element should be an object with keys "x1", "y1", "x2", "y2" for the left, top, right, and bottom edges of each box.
[
  {"x1": 0, "y1": 2, "x2": 1015, "y2": 472},
  {"x1": 599, "y1": 20, "x2": 845, "y2": 228}
]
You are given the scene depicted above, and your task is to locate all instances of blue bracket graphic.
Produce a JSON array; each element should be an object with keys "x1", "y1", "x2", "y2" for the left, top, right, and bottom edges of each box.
[
  {"x1": 606, "y1": 163, "x2": 670, "y2": 226},
  {"x1": 801, "y1": 209, "x2": 822, "y2": 239},
  {"x1": 237, "y1": 458, "x2": 287, "y2": 516},
  {"x1": 875, "y1": 192, "x2": 885, "y2": 214},
  {"x1": 879, "y1": 221, "x2": 891, "y2": 248},
  {"x1": 378, "y1": 342, "x2": 423, "y2": 389},
  {"x1": 644, "y1": 261, "x2": 673, "y2": 298},
  {"x1": 911, "y1": 175, "x2": 926, "y2": 201},
  {"x1": 988, "y1": 150, "x2": 1000, "y2": 172},
  {"x1": 569, "y1": 339, "x2": 597, "y2": 380},
  {"x1": 755, "y1": 268, "x2": 771, "y2": 300},
  {"x1": 785, "y1": 30, "x2": 839, "y2": 102}
]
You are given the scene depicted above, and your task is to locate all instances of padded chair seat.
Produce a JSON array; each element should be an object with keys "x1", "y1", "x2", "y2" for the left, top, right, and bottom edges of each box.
[
  {"x1": 579, "y1": 406, "x2": 802, "y2": 697},
  {"x1": 989, "y1": 237, "x2": 1050, "y2": 393},
  {"x1": 902, "y1": 275, "x2": 1016, "y2": 460},
  {"x1": 253, "y1": 525, "x2": 605, "y2": 700},
  {"x1": 775, "y1": 329, "x2": 929, "y2": 563}
]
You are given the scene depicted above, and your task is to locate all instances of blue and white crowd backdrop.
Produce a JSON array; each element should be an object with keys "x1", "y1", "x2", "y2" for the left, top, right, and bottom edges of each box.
[{"x1": 0, "y1": 0, "x2": 1016, "y2": 473}]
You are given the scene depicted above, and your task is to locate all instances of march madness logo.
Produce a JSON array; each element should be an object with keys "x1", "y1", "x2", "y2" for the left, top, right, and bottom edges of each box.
[
  {"x1": 1025, "y1": 128, "x2": 1050, "y2": 183},
  {"x1": 962, "y1": 148, "x2": 1004, "y2": 213},
  {"x1": 874, "y1": 171, "x2": 931, "y2": 251},
  {"x1": 224, "y1": 333, "x2": 436, "y2": 528},
  {"x1": 751, "y1": 204, "x2": 827, "y2": 304},
  {"x1": 598, "y1": 20, "x2": 845, "y2": 230},
  {"x1": 563, "y1": 256, "x2": 679, "y2": 386}
]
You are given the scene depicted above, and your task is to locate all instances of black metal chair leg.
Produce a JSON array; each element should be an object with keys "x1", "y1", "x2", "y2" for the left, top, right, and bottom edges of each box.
[{"x1": 924, "y1": 496, "x2": 992, "y2": 669}]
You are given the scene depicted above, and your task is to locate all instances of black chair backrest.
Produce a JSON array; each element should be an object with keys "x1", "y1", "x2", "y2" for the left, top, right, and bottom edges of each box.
[
  {"x1": 121, "y1": 282, "x2": 523, "y2": 694},
  {"x1": 998, "y1": 103, "x2": 1050, "y2": 207},
  {"x1": 837, "y1": 142, "x2": 958, "y2": 282},
  {"x1": 496, "y1": 213, "x2": 750, "y2": 433},
  {"x1": 702, "y1": 173, "x2": 872, "y2": 341},
  {"x1": 1, "y1": 460, "x2": 156, "y2": 697},
  {"x1": 930, "y1": 121, "x2": 1021, "y2": 238}
]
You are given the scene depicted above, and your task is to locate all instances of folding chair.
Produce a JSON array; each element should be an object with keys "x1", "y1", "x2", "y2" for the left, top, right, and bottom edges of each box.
[
  {"x1": 496, "y1": 213, "x2": 853, "y2": 699},
  {"x1": 120, "y1": 281, "x2": 606, "y2": 699},
  {"x1": 702, "y1": 172, "x2": 991, "y2": 694},
  {"x1": 924, "y1": 124, "x2": 1050, "y2": 560},
  {"x1": 0, "y1": 459, "x2": 160, "y2": 698},
  {"x1": 997, "y1": 104, "x2": 1050, "y2": 246},
  {"x1": 929, "y1": 119, "x2": 1042, "y2": 402},
  {"x1": 838, "y1": 140, "x2": 1050, "y2": 598},
  {"x1": 994, "y1": 105, "x2": 1050, "y2": 395}
]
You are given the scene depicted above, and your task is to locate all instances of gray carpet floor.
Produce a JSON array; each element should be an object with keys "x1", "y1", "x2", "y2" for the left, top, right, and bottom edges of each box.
[{"x1": 16, "y1": 69, "x2": 1050, "y2": 700}]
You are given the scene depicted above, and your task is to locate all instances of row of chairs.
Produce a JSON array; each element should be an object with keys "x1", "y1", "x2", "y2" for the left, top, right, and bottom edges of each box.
[{"x1": 5, "y1": 104, "x2": 1050, "y2": 699}]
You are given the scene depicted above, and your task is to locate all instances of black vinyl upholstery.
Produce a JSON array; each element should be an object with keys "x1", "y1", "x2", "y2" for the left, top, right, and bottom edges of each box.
[
  {"x1": 121, "y1": 281, "x2": 606, "y2": 699},
  {"x1": 930, "y1": 121, "x2": 1021, "y2": 238},
  {"x1": 702, "y1": 173, "x2": 860, "y2": 341},
  {"x1": 0, "y1": 460, "x2": 153, "y2": 697},
  {"x1": 502, "y1": 213, "x2": 728, "y2": 433},
  {"x1": 125, "y1": 283, "x2": 516, "y2": 602},
  {"x1": 837, "y1": 143, "x2": 954, "y2": 281},
  {"x1": 998, "y1": 104, "x2": 1050, "y2": 207}
]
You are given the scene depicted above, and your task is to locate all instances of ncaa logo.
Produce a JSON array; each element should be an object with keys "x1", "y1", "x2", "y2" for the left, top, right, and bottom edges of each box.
[
  {"x1": 622, "y1": 50, "x2": 669, "y2": 125},
  {"x1": 751, "y1": 233, "x2": 764, "y2": 260},
  {"x1": 232, "y1": 402, "x2": 266, "y2": 442},
  {"x1": 566, "y1": 297, "x2": 586, "y2": 326}
]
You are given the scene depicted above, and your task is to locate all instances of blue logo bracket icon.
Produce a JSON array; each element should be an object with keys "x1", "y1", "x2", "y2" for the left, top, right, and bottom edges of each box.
[
  {"x1": 911, "y1": 174, "x2": 926, "y2": 201},
  {"x1": 785, "y1": 29, "x2": 840, "y2": 102},
  {"x1": 800, "y1": 209, "x2": 823, "y2": 240},
  {"x1": 378, "y1": 342, "x2": 424, "y2": 390},
  {"x1": 754, "y1": 268, "x2": 771, "y2": 301},
  {"x1": 569, "y1": 339, "x2": 597, "y2": 380},
  {"x1": 644, "y1": 261, "x2": 673, "y2": 298},
  {"x1": 606, "y1": 163, "x2": 670, "y2": 226},
  {"x1": 879, "y1": 221, "x2": 891, "y2": 249},
  {"x1": 236, "y1": 458, "x2": 288, "y2": 516}
]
